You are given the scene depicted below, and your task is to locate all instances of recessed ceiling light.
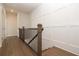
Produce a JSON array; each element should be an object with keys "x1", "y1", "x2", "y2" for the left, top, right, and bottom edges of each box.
[{"x1": 10, "y1": 9, "x2": 14, "y2": 13}]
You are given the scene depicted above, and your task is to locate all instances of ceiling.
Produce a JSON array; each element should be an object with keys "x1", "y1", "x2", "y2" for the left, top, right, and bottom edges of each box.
[{"x1": 3, "y1": 3, "x2": 41, "y2": 13}]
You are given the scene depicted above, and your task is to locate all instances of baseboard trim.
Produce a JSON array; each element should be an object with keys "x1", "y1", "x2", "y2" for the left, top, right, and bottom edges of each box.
[
  {"x1": 53, "y1": 40, "x2": 79, "y2": 55},
  {"x1": 42, "y1": 39, "x2": 54, "y2": 50}
]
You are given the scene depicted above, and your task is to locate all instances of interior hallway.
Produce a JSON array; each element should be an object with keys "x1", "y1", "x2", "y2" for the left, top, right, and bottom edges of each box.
[{"x1": 0, "y1": 36, "x2": 77, "y2": 56}]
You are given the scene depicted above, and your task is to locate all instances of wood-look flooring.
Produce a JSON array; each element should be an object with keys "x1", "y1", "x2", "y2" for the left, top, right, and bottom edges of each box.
[
  {"x1": 0, "y1": 36, "x2": 35, "y2": 56},
  {"x1": 0, "y1": 36, "x2": 77, "y2": 56},
  {"x1": 42, "y1": 47, "x2": 77, "y2": 56}
]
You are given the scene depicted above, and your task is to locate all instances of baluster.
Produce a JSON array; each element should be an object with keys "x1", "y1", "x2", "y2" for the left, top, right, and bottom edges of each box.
[{"x1": 22, "y1": 26, "x2": 25, "y2": 41}]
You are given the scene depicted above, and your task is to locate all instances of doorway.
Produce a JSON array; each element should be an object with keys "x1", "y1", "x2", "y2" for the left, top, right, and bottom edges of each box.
[{"x1": 5, "y1": 11, "x2": 17, "y2": 37}]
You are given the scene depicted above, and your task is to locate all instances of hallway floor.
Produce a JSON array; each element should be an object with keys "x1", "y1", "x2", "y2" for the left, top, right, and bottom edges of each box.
[
  {"x1": 0, "y1": 36, "x2": 77, "y2": 56},
  {"x1": 0, "y1": 36, "x2": 35, "y2": 56},
  {"x1": 42, "y1": 47, "x2": 77, "y2": 56}
]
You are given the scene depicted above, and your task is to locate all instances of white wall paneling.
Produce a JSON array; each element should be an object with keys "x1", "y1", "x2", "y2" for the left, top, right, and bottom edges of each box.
[{"x1": 30, "y1": 3, "x2": 79, "y2": 55}]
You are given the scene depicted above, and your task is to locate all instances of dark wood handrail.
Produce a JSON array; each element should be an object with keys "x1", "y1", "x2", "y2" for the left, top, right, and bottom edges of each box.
[
  {"x1": 25, "y1": 28, "x2": 38, "y2": 30},
  {"x1": 19, "y1": 24, "x2": 43, "y2": 56}
]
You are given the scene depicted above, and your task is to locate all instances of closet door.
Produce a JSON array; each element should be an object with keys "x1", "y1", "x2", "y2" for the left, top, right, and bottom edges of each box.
[
  {"x1": 0, "y1": 5, "x2": 3, "y2": 47},
  {"x1": 2, "y1": 8, "x2": 6, "y2": 39},
  {"x1": 0, "y1": 4, "x2": 6, "y2": 47},
  {"x1": 6, "y1": 12, "x2": 17, "y2": 37}
]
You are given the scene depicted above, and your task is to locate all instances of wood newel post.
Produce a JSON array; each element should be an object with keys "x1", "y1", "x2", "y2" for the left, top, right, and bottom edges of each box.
[
  {"x1": 37, "y1": 24, "x2": 43, "y2": 56},
  {"x1": 19, "y1": 28, "x2": 21, "y2": 39},
  {"x1": 22, "y1": 26, "x2": 25, "y2": 41}
]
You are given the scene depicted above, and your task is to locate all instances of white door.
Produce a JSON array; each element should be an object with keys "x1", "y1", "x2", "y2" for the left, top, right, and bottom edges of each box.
[
  {"x1": 0, "y1": 6, "x2": 3, "y2": 47},
  {"x1": 6, "y1": 12, "x2": 17, "y2": 37}
]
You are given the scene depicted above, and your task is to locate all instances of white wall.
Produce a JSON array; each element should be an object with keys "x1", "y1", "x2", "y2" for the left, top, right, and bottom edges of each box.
[
  {"x1": 4, "y1": 8, "x2": 31, "y2": 37},
  {"x1": 17, "y1": 12, "x2": 30, "y2": 28},
  {"x1": 17, "y1": 12, "x2": 30, "y2": 36},
  {"x1": 5, "y1": 11, "x2": 30, "y2": 37},
  {"x1": 30, "y1": 3, "x2": 79, "y2": 55}
]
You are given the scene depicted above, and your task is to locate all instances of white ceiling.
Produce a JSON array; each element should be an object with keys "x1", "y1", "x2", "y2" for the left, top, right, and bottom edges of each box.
[{"x1": 4, "y1": 3, "x2": 41, "y2": 13}]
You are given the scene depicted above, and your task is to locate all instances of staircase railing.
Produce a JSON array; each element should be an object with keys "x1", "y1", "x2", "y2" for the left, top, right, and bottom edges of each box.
[{"x1": 19, "y1": 24, "x2": 43, "y2": 56}]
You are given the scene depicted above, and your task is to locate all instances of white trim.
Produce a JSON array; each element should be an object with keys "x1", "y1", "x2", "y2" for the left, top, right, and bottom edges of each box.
[
  {"x1": 42, "y1": 39, "x2": 54, "y2": 50},
  {"x1": 53, "y1": 40, "x2": 79, "y2": 55}
]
